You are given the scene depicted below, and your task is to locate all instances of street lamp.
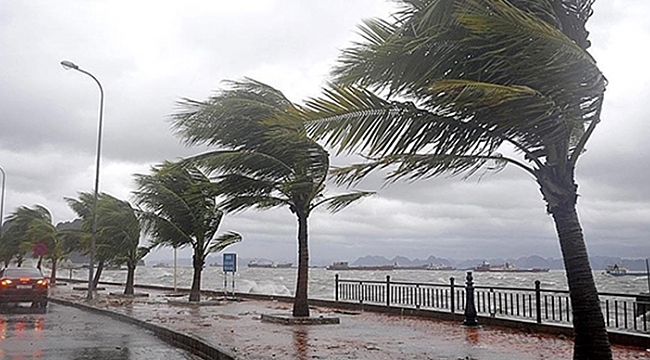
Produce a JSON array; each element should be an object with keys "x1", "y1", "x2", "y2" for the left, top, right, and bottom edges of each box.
[
  {"x1": 61, "y1": 60, "x2": 104, "y2": 301},
  {"x1": 0, "y1": 166, "x2": 5, "y2": 240}
]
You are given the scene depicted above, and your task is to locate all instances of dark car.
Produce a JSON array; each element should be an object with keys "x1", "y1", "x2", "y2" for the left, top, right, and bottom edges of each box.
[{"x1": 0, "y1": 267, "x2": 49, "y2": 309}]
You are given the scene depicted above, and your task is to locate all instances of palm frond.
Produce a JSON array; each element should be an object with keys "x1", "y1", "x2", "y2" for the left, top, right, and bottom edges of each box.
[
  {"x1": 207, "y1": 231, "x2": 242, "y2": 254},
  {"x1": 313, "y1": 191, "x2": 375, "y2": 213},
  {"x1": 303, "y1": 85, "x2": 503, "y2": 158},
  {"x1": 550, "y1": 0, "x2": 596, "y2": 50},
  {"x1": 182, "y1": 150, "x2": 296, "y2": 182},
  {"x1": 219, "y1": 195, "x2": 289, "y2": 213},
  {"x1": 171, "y1": 78, "x2": 297, "y2": 149},
  {"x1": 427, "y1": 79, "x2": 566, "y2": 153}
]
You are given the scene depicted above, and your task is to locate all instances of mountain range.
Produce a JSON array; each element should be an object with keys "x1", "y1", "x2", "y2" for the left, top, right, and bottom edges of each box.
[
  {"x1": 148, "y1": 254, "x2": 649, "y2": 271},
  {"x1": 351, "y1": 255, "x2": 650, "y2": 271}
]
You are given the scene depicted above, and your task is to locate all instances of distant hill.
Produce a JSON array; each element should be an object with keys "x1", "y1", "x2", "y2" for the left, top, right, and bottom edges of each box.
[
  {"x1": 353, "y1": 255, "x2": 453, "y2": 267},
  {"x1": 145, "y1": 253, "x2": 649, "y2": 271}
]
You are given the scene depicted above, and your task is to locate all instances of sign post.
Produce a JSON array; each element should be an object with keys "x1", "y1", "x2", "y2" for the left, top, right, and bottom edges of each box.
[{"x1": 222, "y1": 253, "x2": 237, "y2": 299}]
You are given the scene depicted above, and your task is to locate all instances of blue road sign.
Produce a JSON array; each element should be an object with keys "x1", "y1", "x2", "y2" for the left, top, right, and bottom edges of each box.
[{"x1": 223, "y1": 253, "x2": 237, "y2": 273}]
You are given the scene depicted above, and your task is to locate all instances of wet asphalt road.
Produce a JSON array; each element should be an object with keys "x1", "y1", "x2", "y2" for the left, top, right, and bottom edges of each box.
[{"x1": 0, "y1": 303, "x2": 202, "y2": 360}]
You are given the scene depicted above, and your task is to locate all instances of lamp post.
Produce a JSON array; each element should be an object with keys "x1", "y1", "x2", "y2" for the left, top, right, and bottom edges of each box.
[
  {"x1": 0, "y1": 165, "x2": 5, "y2": 240},
  {"x1": 61, "y1": 60, "x2": 104, "y2": 301}
]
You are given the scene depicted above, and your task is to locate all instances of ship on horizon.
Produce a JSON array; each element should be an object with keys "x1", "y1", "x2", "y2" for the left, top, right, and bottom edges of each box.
[
  {"x1": 604, "y1": 264, "x2": 650, "y2": 277},
  {"x1": 473, "y1": 261, "x2": 549, "y2": 273},
  {"x1": 326, "y1": 261, "x2": 456, "y2": 271},
  {"x1": 247, "y1": 261, "x2": 293, "y2": 269},
  {"x1": 326, "y1": 262, "x2": 394, "y2": 271}
]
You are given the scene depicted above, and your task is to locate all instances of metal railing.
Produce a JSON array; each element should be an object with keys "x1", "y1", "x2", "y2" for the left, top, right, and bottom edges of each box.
[{"x1": 334, "y1": 273, "x2": 650, "y2": 334}]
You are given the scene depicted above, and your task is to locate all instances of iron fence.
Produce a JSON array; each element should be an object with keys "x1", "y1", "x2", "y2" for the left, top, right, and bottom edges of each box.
[{"x1": 334, "y1": 273, "x2": 650, "y2": 334}]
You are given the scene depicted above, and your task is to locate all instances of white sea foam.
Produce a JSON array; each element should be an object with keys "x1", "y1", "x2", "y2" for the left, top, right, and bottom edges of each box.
[{"x1": 63, "y1": 267, "x2": 650, "y2": 298}]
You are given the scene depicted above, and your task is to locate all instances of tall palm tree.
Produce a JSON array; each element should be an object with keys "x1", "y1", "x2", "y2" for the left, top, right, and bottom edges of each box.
[
  {"x1": 133, "y1": 161, "x2": 242, "y2": 302},
  {"x1": 301, "y1": 0, "x2": 609, "y2": 358},
  {"x1": 2, "y1": 205, "x2": 76, "y2": 284},
  {"x1": 171, "y1": 79, "x2": 373, "y2": 316}
]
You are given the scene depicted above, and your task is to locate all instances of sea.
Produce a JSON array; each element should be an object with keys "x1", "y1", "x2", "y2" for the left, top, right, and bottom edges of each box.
[{"x1": 61, "y1": 266, "x2": 650, "y2": 299}]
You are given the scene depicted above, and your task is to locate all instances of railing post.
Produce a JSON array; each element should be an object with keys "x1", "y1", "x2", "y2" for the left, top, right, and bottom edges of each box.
[
  {"x1": 535, "y1": 280, "x2": 542, "y2": 324},
  {"x1": 335, "y1": 274, "x2": 339, "y2": 302},
  {"x1": 386, "y1": 275, "x2": 391, "y2": 307},
  {"x1": 463, "y1": 271, "x2": 478, "y2": 326},
  {"x1": 359, "y1": 281, "x2": 364, "y2": 304},
  {"x1": 450, "y1": 277, "x2": 455, "y2": 313}
]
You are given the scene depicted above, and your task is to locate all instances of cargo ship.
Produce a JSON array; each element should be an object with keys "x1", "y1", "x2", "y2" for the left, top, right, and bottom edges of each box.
[
  {"x1": 326, "y1": 261, "x2": 455, "y2": 271},
  {"x1": 247, "y1": 261, "x2": 292, "y2": 268},
  {"x1": 473, "y1": 261, "x2": 549, "y2": 273},
  {"x1": 326, "y1": 262, "x2": 394, "y2": 271}
]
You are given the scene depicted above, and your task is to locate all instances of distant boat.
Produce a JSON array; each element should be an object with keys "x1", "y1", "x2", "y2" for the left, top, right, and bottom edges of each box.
[
  {"x1": 424, "y1": 263, "x2": 456, "y2": 271},
  {"x1": 605, "y1": 264, "x2": 649, "y2": 277},
  {"x1": 326, "y1": 262, "x2": 394, "y2": 271},
  {"x1": 392, "y1": 263, "x2": 456, "y2": 270},
  {"x1": 247, "y1": 261, "x2": 292, "y2": 268},
  {"x1": 393, "y1": 264, "x2": 430, "y2": 270},
  {"x1": 473, "y1": 261, "x2": 549, "y2": 273}
]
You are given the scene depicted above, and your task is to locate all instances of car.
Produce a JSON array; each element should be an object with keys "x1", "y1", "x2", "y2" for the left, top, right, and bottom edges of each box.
[{"x1": 0, "y1": 267, "x2": 49, "y2": 310}]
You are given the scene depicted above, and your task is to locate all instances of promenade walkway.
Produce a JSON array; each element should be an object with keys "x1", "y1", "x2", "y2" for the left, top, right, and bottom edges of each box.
[{"x1": 50, "y1": 283, "x2": 649, "y2": 360}]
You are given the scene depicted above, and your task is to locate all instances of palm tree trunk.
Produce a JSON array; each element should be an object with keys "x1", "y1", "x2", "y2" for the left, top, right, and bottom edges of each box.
[
  {"x1": 92, "y1": 260, "x2": 104, "y2": 288},
  {"x1": 189, "y1": 253, "x2": 203, "y2": 302},
  {"x1": 292, "y1": 212, "x2": 310, "y2": 317},
  {"x1": 124, "y1": 261, "x2": 135, "y2": 295},
  {"x1": 50, "y1": 258, "x2": 57, "y2": 285},
  {"x1": 551, "y1": 201, "x2": 612, "y2": 360}
]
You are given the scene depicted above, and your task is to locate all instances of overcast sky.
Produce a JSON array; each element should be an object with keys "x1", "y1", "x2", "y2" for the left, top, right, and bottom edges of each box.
[{"x1": 1, "y1": 1, "x2": 648, "y2": 264}]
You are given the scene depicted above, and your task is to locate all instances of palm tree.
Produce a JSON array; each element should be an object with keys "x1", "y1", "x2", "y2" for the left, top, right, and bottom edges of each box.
[
  {"x1": 133, "y1": 161, "x2": 242, "y2": 302},
  {"x1": 66, "y1": 192, "x2": 129, "y2": 288},
  {"x1": 2, "y1": 205, "x2": 76, "y2": 284},
  {"x1": 171, "y1": 79, "x2": 373, "y2": 316},
  {"x1": 0, "y1": 220, "x2": 26, "y2": 267},
  {"x1": 94, "y1": 194, "x2": 148, "y2": 295},
  {"x1": 301, "y1": 1, "x2": 609, "y2": 358}
]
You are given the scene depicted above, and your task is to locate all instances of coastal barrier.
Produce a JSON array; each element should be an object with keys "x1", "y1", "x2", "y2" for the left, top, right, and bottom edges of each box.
[
  {"x1": 57, "y1": 276, "x2": 650, "y2": 348},
  {"x1": 334, "y1": 272, "x2": 650, "y2": 335}
]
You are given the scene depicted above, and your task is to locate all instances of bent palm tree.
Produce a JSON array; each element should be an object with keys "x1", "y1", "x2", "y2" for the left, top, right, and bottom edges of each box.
[
  {"x1": 2, "y1": 205, "x2": 76, "y2": 284},
  {"x1": 67, "y1": 193, "x2": 121, "y2": 287},
  {"x1": 0, "y1": 220, "x2": 27, "y2": 267},
  {"x1": 302, "y1": 0, "x2": 608, "y2": 358},
  {"x1": 171, "y1": 79, "x2": 373, "y2": 316},
  {"x1": 134, "y1": 162, "x2": 241, "y2": 302},
  {"x1": 93, "y1": 194, "x2": 147, "y2": 295}
]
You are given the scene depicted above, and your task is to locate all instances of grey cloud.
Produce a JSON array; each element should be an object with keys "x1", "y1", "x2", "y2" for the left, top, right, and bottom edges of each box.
[{"x1": 0, "y1": 0, "x2": 648, "y2": 264}]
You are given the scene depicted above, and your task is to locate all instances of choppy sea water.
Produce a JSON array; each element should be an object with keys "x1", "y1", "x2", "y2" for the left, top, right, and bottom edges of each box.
[{"x1": 62, "y1": 266, "x2": 650, "y2": 299}]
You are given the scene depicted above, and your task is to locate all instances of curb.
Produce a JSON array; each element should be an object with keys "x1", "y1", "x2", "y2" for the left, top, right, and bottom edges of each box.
[
  {"x1": 49, "y1": 297, "x2": 238, "y2": 360},
  {"x1": 56, "y1": 278, "x2": 650, "y2": 349}
]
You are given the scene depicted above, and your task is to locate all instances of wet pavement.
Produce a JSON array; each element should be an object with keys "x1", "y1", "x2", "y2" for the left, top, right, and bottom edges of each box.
[
  {"x1": 0, "y1": 302, "x2": 201, "y2": 360},
  {"x1": 49, "y1": 284, "x2": 650, "y2": 360}
]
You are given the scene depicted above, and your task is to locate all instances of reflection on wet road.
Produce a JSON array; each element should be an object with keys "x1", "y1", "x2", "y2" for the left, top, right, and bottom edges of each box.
[
  {"x1": 292, "y1": 327, "x2": 309, "y2": 360},
  {"x1": 0, "y1": 303, "x2": 201, "y2": 360}
]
